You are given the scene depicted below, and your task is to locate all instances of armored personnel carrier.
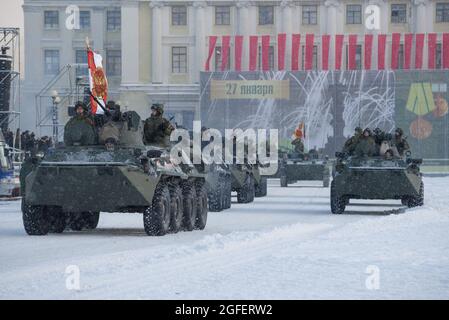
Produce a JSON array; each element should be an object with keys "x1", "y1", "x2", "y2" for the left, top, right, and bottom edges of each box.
[
  {"x1": 197, "y1": 162, "x2": 232, "y2": 212},
  {"x1": 230, "y1": 163, "x2": 267, "y2": 204},
  {"x1": 330, "y1": 152, "x2": 424, "y2": 214},
  {"x1": 278, "y1": 148, "x2": 330, "y2": 188},
  {"x1": 20, "y1": 111, "x2": 208, "y2": 236}
]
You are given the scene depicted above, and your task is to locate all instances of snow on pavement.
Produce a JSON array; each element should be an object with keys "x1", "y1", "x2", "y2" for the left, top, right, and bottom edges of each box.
[{"x1": 0, "y1": 177, "x2": 448, "y2": 299}]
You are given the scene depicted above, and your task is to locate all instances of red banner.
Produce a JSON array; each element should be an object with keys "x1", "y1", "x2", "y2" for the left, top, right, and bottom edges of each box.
[
  {"x1": 221, "y1": 35, "x2": 230, "y2": 71},
  {"x1": 249, "y1": 36, "x2": 258, "y2": 71},
  {"x1": 428, "y1": 33, "x2": 437, "y2": 69},
  {"x1": 377, "y1": 34, "x2": 386, "y2": 70},
  {"x1": 335, "y1": 34, "x2": 344, "y2": 70},
  {"x1": 404, "y1": 33, "x2": 413, "y2": 70},
  {"x1": 291, "y1": 34, "x2": 301, "y2": 71},
  {"x1": 304, "y1": 34, "x2": 314, "y2": 70},
  {"x1": 321, "y1": 35, "x2": 330, "y2": 70},
  {"x1": 391, "y1": 33, "x2": 401, "y2": 70},
  {"x1": 205, "y1": 36, "x2": 217, "y2": 71},
  {"x1": 415, "y1": 33, "x2": 425, "y2": 69},
  {"x1": 88, "y1": 48, "x2": 108, "y2": 115},
  {"x1": 348, "y1": 34, "x2": 357, "y2": 70},
  {"x1": 234, "y1": 35, "x2": 243, "y2": 71},
  {"x1": 277, "y1": 33, "x2": 286, "y2": 70},
  {"x1": 262, "y1": 35, "x2": 270, "y2": 71},
  {"x1": 364, "y1": 34, "x2": 373, "y2": 70},
  {"x1": 443, "y1": 33, "x2": 449, "y2": 69}
]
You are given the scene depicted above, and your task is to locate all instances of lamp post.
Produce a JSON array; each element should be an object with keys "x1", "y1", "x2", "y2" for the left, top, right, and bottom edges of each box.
[{"x1": 50, "y1": 90, "x2": 61, "y2": 146}]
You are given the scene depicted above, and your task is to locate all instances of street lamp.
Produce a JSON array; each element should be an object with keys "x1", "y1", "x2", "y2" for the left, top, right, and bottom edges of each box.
[{"x1": 50, "y1": 90, "x2": 61, "y2": 146}]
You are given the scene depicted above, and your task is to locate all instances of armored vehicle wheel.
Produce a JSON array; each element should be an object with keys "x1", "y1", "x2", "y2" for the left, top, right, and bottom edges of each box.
[
  {"x1": 224, "y1": 177, "x2": 232, "y2": 209},
  {"x1": 417, "y1": 182, "x2": 424, "y2": 206},
  {"x1": 22, "y1": 201, "x2": 50, "y2": 236},
  {"x1": 237, "y1": 175, "x2": 255, "y2": 204},
  {"x1": 403, "y1": 182, "x2": 424, "y2": 208},
  {"x1": 182, "y1": 182, "x2": 197, "y2": 231},
  {"x1": 84, "y1": 212, "x2": 100, "y2": 230},
  {"x1": 195, "y1": 181, "x2": 208, "y2": 230},
  {"x1": 143, "y1": 183, "x2": 171, "y2": 236},
  {"x1": 208, "y1": 183, "x2": 223, "y2": 212},
  {"x1": 48, "y1": 208, "x2": 66, "y2": 233},
  {"x1": 330, "y1": 181, "x2": 345, "y2": 214},
  {"x1": 255, "y1": 177, "x2": 268, "y2": 197},
  {"x1": 280, "y1": 175, "x2": 288, "y2": 188},
  {"x1": 169, "y1": 183, "x2": 184, "y2": 232}
]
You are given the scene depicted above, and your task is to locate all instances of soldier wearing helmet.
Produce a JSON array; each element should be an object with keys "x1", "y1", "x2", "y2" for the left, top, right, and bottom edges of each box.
[
  {"x1": 64, "y1": 101, "x2": 96, "y2": 146},
  {"x1": 393, "y1": 128, "x2": 410, "y2": 156},
  {"x1": 143, "y1": 103, "x2": 174, "y2": 147},
  {"x1": 354, "y1": 128, "x2": 376, "y2": 157},
  {"x1": 342, "y1": 126, "x2": 363, "y2": 155}
]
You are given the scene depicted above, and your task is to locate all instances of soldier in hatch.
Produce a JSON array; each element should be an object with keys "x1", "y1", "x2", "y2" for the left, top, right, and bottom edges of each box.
[
  {"x1": 63, "y1": 101, "x2": 96, "y2": 146},
  {"x1": 354, "y1": 128, "x2": 376, "y2": 157},
  {"x1": 143, "y1": 103, "x2": 174, "y2": 147},
  {"x1": 392, "y1": 128, "x2": 410, "y2": 157},
  {"x1": 342, "y1": 127, "x2": 363, "y2": 155}
]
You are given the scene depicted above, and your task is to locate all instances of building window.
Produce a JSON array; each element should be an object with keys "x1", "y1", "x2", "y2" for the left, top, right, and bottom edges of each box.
[
  {"x1": 258, "y1": 46, "x2": 275, "y2": 70},
  {"x1": 44, "y1": 50, "x2": 60, "y2": 75},
  {"x1": 79, "y1": 11, "x2": 91, "y2": 30},
  {"x1": 215, "y1": 46, "x2": 231, "y2": 71},
  {"x1": 391, "y1": 4, "x2": 407, "y2": 23},
  {"x1": 106, "y1": 50, "x2": 121, "y2": 76},
  {"x1": 107, "y1": 9, "x2": 121, "y2": 31},
  {"x1": 44, "y1": 10, "x2": 59, "y2": 29},
  {"x1": 345, "y1": 45, "x2": 362, "y2": 70},
  {"x1": 172, "y1": 47, "x2": 187, "y2": 73},
  {"x1": 215, "y1": 6, "x2": 230, "y2": 25},
  {"x1": 75, "y1": 49, "x2": 88, "y2": 77},
  {"x1": 259, "y1": 6, "x2": 274, "y2": 25},
  {"x1": 346, "y1": 5, "x2": 362, "y2": 24},
  {"x1": 302, "y1": 5, "x2": 317, "y2": 25},
  {"x1": 436, "y1": 3, "x2": 449, "y2": 22},
  {"x1": 172, "y1": 6, "x2": 187, "y2": 26},
  {"x1": 302, "y1": 46, "x2": 318, "y2": 70},
  {"x1": 436, "y1": 43, "x2": 442, "y2": 68}
]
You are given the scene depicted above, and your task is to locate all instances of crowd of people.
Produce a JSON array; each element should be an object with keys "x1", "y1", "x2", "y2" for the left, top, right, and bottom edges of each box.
[
  {"x1": 2, "y1": 128, "x2": 53, "y2": 155},
  {"x1": 342, "y1": 127, "x2": 410, "y2": 158}
]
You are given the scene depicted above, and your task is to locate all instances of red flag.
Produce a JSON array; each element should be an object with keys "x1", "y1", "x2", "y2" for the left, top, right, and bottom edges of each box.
[
  {"x1": 277, "y1": 33, "x2": 286, "y2": 70},
  {"x1": 443, "y1": 33, "x2": 449, "y2": 69},
  {"x1": 364, "y1": 34, "x2": 373, "y2": 70},
  {"x1": 221, "y1": 36, "x2": 230, "y2": 71},
  {"x1": 262, "y1": 35, "x2": 270, "y2": 71},
  {"x1": 428, "y1": 33, "x2": 437, "y2": 69},
  {"x1": 348, "y1": 34, "x2": 357, "y2": 70},
  {"x1": 305, "y1": 34, "x2": 314, "y2": 70},
  {"x1": 234, "y1": 35, "x2": 243, "y2": 71},
  {"x1": 377, "y1": 34, "x2": 386, "y2": 70},
  {"x1": 87, "y1": 48, "x2": 108, "y2": 115},
  {"x1": 291, "y1": 34, "x2": 301, "y2": 71},
  {"x1": 321, "y1": 35, "x2": 330, "y2": 70},
  {"x1": 249, "y1": 36, "x2": 258, "y2": 71},
  {"x1": 205, "y1": 36, "x2": 217, "y2": 71},
  {"x1": 391, "y1": 33, "x2": 401, "y2": 69},
  {"x1": 415, "y1": 33, "x2": 425, "y2": 69},
  {"x1": 404, "y1": 33, "x2": 413, "y2": 70},
  {"x1": 335, "y1": 35, "x2": 344, "y2": 70}
]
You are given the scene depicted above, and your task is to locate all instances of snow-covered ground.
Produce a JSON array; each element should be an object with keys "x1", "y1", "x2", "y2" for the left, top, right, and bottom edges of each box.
[{"x1": 1, "y1": 177, "x2": 448, "y2": 299}]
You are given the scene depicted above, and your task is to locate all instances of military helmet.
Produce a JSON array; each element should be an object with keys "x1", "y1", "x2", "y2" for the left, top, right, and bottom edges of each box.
[
  {"x1": 395, "y1": 128, "x2": 404, "y2": 136},
  {"x1": 355, "y1": 127, "x2": 363, "y2": 134},
  {"x1": 151, "y1": 103, "x2": 164, "y2": 114},
  {"x1": 75, "y1": 101, "x2": 88, "y2": 112},
  {"x1": 363, "y1": 128, "x2": 371, "y2": 135},
  {"x1": 373, "y1": 127, "x2": 382, "y2": 135}
]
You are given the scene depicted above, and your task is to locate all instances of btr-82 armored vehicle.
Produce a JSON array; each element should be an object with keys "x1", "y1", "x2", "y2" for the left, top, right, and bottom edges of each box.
[
  {"x1": 21, "y1": 111, "x2": 207, "y2": 236},
  {"x1": 330, "y1": 152, "x2": 424, "y2": 214}
]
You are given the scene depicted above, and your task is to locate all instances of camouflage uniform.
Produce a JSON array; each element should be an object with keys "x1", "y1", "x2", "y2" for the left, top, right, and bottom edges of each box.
[
  {"x1": 393, "y1": 128, "x2": 410, "y2": 156},
  {"x1": 143, "y1": 103, "x2": 174, "y2": 147},
  {"x1": 343, "y1": 127, "x2": 363, "y2": 155},
  {"x1": 354, "y1": 129, "x2": 376, "y2": 157},
  {"x1": 291, "y1": 137, "x2": 304, "y2": 154},
  {"x1": 63, "y1": 104, "x2": 96, "y2": 146}
]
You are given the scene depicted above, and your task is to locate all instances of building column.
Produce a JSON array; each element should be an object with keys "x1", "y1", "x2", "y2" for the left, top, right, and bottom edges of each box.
[
  {"x1": 237, "y1": 1, "x2": 253, "y2": 71},
  {"x1": 193, "y1": 1, "x2": 206, "y2": 83},
  {"x1": 325, "y1": 0, "x2": 340, "y2": 70},
  {"x1": 280, "y1": 1, "x2": 294, "y2": 70},
  {"x1": 121, "y1": 1, "x2": 140, "y2": 84},
  {"x1": 150, "y1": 1, "x2": 164, "y2": 83},
  {"x1": 414, "y1": 0, "x2": 429, "y2": 68}
]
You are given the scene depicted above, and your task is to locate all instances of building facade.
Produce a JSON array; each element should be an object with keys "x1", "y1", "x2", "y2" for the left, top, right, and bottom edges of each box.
[{"x1": 22, "y1": 0, "x2": 449, "y2": 134}]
